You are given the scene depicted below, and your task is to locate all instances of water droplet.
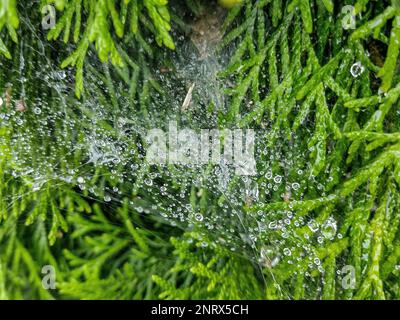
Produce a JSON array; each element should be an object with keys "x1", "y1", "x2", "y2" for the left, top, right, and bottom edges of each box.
[
  {"x1": 33, "y1": 107, "x2": 42, "y2": 115},
  {"x1": 195, "y1": 213, "x2": 204, "y2": 222},
  {"x1": 292, "y1": 182, "x2": 300, "y2": 190},
  {"x1": 321, "y1": 217, "x2": 337, "y2": 240},
  {"x1": 283, "y1": 248, "x2": 292, "y2": 256},
  {"x1": 265, "y1": 171, "x2": 273, "y2": 179},
  {"x1": 350, "y1": 61, "x2": 364, "y2": 77},
  {"x1": 274, "y1": 175, "x2": 282, "y2": 184},
  {"x1": 268, "y1": 221, "x2": 277, "y2": 229},
  {"x1": 308, "y1": 220, "x2": 319, "y2": 232}
]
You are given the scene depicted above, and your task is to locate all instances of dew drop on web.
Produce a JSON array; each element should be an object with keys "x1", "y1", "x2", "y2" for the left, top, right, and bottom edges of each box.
[{"x1": 350, "y1": 61, "x2": 364, "y2": 78}]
